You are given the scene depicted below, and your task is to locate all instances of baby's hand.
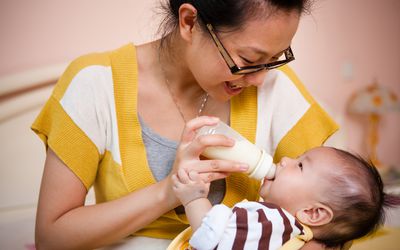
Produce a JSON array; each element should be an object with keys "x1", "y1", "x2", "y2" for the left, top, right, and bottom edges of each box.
[{"x1": 172, "y1": 168, "x2": 210, "y2": 206}]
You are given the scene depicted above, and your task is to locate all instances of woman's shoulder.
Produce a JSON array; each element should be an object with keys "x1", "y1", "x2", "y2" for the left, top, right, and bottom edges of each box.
[
  {"x1": 63, "y1": 43, "x2": 136, "y2": 81},
  {"x1": 52, "y1": 44, "x2": 136, "y2": 101},
  {"x1": 260, "y1": 65, "x2": 315, "y2": 105},
  {"x1": 63, "y1": 44, "x2": 135, "y2": 79}
]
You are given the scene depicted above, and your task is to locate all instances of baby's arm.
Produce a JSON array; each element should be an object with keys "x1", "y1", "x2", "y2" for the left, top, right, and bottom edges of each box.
[
  {"x1": 172, "y1": 169, "x2": 212, "y2": 231},
  {"x1": 185, "y1": 197, "x2": 213, "y2": 232}
]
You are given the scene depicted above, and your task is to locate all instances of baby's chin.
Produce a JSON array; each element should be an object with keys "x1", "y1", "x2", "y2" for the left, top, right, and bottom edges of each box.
[{"x1": 259, "y1": 184, "x2": 272, "y2": 200}]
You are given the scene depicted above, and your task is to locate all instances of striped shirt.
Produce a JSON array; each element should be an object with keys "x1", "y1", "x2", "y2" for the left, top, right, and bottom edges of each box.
[{"x1": 189, "y1": 201, "x2": 309, "y2": 250}]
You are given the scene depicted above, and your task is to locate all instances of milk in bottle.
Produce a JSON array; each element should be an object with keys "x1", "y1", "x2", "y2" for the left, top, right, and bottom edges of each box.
[{"x1": 197, "y1": 121, "x2": 276, "y2": 180}]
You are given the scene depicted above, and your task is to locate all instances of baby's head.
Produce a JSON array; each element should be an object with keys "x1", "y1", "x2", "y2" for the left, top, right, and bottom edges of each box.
[{"x1": 260, "y1": 146, "x2": 400, "y2": 248}]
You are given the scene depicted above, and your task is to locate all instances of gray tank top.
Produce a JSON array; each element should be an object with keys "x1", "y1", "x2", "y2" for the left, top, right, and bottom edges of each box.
[{"x1": 139, "y1": 116, "x2": 226, "y2": 212}]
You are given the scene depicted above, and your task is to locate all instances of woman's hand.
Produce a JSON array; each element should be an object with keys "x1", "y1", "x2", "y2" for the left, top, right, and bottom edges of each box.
[
  {"x1": 166, "y1": 116, "x2": 249, "y2": 206},
  {"x1": 172, "y1": 116, "x2": 249, "y2": 181}
]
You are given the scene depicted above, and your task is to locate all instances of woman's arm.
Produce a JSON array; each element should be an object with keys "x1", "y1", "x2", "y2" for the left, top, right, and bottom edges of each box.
[
  {"x1": 35, "y1": 148, "x2": 177, "y2": 250},
  {"x1": 35, "y1": 116, "x2": 248, "y2": 250}
]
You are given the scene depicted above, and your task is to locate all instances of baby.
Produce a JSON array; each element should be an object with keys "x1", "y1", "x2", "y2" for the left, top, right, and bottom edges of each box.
[{"x1": 172, "y1": 146, "x2": 400, "y2": 249}]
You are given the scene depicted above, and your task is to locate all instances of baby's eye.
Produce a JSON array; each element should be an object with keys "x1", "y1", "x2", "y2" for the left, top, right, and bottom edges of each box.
[{"x1": 298, "y1": 162, "x2": 303, "y2": 171}]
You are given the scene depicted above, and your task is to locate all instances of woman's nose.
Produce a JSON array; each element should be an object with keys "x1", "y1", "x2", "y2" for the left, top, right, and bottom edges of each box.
[{"x1": 243, "y1": 70, "x2": 268, "y2": 87}]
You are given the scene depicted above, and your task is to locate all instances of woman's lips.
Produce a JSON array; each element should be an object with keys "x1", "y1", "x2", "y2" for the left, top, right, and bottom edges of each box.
[{"x1": 224, "y1": 81, "x2": 243, "y2": 96}]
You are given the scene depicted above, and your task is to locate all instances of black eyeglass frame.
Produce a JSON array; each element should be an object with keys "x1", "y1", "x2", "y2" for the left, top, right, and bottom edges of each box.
[{"x1": 205, "y1": 23, "x2": 295, "y2": 75}]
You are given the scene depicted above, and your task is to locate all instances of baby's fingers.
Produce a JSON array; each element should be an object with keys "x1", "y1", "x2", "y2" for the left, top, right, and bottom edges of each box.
[
  {"x1": 188, "y1": 171, "x2": 201, "y2": 182},
  {"x1": 177, "y1": 168, "x2": 190, "y2": 184}
]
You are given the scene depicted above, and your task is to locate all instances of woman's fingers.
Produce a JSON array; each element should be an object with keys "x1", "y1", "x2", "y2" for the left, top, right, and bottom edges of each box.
[
  {"x1": 177, "y1": 159, "x2": 248, "y2": 182},
  {"x1": 173, "y1": 116, "x2": 250, "y2": 183},
  {"x1": 179, "y1": 168, "x2": 228, "y2": 185},
  {"x1": 193, "y1": 159, "x2": 248, "y2": 174},
  {"x1": 175, "y1": 158, "x2": 247, "y2": 183},
  {"x1": 198, "y1": 172, "x2": 230, "y2": 182},
  {"x1": 184, "y1": 134, "x2": 235, "y2": 159},
  {"x1": 180, "y1": 116, "x2": 219, "y2": 144},
  {"x1": 178, "y1": 116, "x2": 234, "y2": 160}
]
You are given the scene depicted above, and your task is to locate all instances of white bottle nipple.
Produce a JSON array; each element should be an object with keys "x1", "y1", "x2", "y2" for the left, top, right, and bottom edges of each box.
[{"x1": 248, "y1": 150, "x2": 276, "y2": 180}]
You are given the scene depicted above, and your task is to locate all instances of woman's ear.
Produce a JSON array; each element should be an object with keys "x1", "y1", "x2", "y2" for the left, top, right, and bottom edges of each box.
[
  {"x1": 295, "y1": 203, "x2": 333, "y2": 226},
  {"x1": 178, "y1": 3, "x2": 199, "y2": 43}
]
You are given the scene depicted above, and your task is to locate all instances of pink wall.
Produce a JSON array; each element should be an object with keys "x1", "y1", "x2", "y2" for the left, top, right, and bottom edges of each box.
[
  {"x1": 1, "y1": 0, "x2": 399, "y2": 168},
  {"x1": 0, "y1": 0, "x2": 161, "y2": 75}
]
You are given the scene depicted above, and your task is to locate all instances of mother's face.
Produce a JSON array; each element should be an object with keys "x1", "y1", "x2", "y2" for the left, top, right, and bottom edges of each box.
[{"x1": 188, "y1": 10, "x2": 300, "y2": 101}]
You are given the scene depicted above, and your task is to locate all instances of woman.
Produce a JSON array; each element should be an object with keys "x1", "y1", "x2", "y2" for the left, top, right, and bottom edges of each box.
[{"x1": 32, "y1": 0, "x2": 338, "y2": 249}]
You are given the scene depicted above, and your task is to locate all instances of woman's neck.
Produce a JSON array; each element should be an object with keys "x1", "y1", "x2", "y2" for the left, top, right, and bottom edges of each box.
[
  {"x1": 157, "y1": 37, "x2": 205, "y2": 100},
  {"x1": 137, "y1": 35, "x2": 230, "y2": 124}
]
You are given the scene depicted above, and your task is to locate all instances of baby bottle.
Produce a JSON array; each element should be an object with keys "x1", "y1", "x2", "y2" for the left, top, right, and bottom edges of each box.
[{"x1": 197, "y1": 121, "x2": 276, "y2": 180}]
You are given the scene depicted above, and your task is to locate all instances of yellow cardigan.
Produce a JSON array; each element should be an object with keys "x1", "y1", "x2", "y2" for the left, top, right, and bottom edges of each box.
[{"x1": 32, "y1": 44, "x2": 338, "y2": 239}]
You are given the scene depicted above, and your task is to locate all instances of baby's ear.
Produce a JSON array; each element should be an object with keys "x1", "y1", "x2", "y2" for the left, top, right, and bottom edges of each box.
[{"x1": 295, "y1": 203, "x2": 333, "y2": 226}]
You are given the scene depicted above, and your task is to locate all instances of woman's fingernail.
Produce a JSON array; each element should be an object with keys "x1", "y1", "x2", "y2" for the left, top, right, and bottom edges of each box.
[
  {"x1": 209, "y1": 116, "x2": 219, "y2": 122},
  {"x1": 239, "y1": 164, "x2": 249, "y2": 171}
]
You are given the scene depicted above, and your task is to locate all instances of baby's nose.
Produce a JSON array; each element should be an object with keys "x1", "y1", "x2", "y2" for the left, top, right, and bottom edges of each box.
[
  {"x1": 279, "y1": 156, "x2": 289, "y2": 167},
  {"x1": 280, "y1": 156, "x2": 297, "y2": 167}
]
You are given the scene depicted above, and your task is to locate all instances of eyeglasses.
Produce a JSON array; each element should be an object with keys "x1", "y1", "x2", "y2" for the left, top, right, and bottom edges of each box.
[{"x1": 205, "y1": 23, "x2": 295, "y2": 75}]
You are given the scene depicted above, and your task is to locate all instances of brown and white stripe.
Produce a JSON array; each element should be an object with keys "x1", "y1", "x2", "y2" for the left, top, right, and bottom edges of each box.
[{"x1": 216, "y1": 202, "x2": 303, "y2": 250}]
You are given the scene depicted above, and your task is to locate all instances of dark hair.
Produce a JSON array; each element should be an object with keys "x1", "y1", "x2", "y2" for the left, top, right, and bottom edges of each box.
[
  {"x1": 315, "y1": 148, "x2": 400, "y2": 248},
  {"x1": 158, "y1": 0, "x2": 312, "y2": 49}
]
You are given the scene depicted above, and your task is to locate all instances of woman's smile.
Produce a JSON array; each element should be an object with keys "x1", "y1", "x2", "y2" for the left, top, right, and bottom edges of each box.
[{"x1": 224, "y1": 81, "x2": 244, "y2": 96}]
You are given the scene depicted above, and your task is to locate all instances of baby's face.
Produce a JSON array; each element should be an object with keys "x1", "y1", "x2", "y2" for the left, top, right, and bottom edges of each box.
[{"x1": 259, "y1": 147, "x2": 338, "y2": 215}]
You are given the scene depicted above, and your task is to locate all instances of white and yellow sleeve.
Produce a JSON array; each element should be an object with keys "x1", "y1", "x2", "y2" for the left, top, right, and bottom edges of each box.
[
  {"x1": 256, "y1": 65, "x2": 339, "y2": 162},
  {"x1": 31, "y1": 53, "x2": 118, "y2": 189}
]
